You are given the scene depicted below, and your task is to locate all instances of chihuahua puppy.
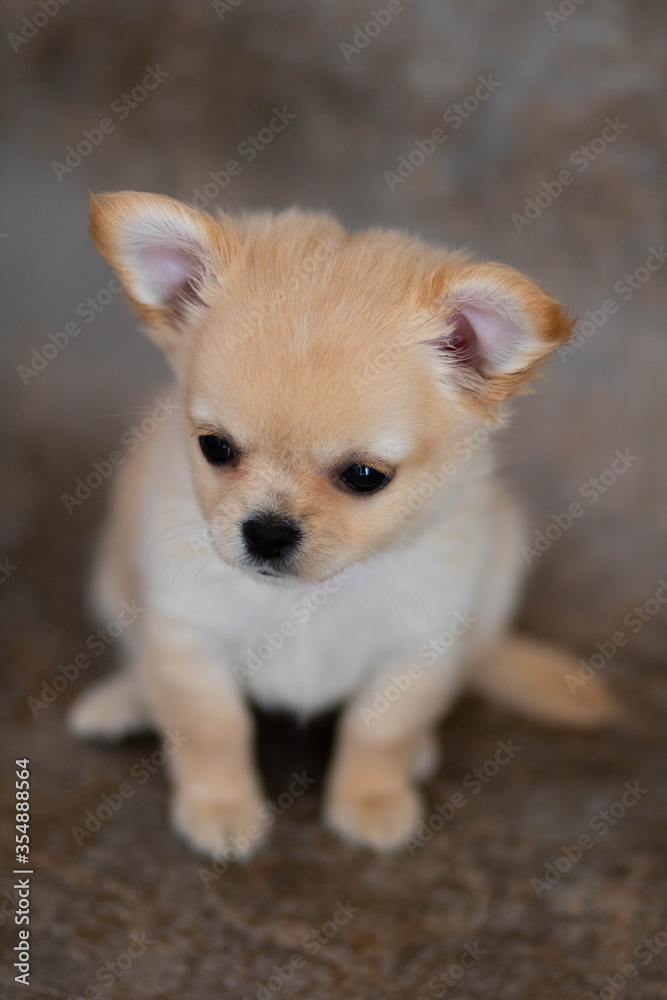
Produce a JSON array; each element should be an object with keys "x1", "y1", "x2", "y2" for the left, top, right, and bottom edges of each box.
[{"x1": 69, "y1": 192, "x2": 615, "y2": 856}]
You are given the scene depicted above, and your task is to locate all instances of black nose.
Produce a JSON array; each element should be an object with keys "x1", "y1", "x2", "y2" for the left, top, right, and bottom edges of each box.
[{"x1": 242, "y1": 514, "x2": 302, "y2": 562}]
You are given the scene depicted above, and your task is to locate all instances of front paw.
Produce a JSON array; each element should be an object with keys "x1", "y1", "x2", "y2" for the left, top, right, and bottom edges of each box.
[
  {"x1": 325, "y1": 782, "x2": 422, "y2": 850},
  {"x1": 171, "y1": 787, "x2": 268, "y2": 859}
]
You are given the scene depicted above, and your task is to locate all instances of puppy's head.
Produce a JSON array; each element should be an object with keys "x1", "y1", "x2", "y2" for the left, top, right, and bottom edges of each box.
[{"x1": 90, "y1": 192, "x2": 573, "y2": 583}]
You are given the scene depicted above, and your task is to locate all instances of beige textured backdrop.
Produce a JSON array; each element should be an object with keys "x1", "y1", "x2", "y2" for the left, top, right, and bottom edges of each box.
[{"x1": 2, "y1": 0, "x2": 666, "y2": 674}]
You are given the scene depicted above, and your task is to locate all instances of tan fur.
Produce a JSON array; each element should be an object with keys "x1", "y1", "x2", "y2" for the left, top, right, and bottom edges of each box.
[
  {"x1": 470, "y1": 635, "x2": 619, "y2": 727},
  {"x1": 70, "y1": 192, "x2": 615, "y2": 856}
]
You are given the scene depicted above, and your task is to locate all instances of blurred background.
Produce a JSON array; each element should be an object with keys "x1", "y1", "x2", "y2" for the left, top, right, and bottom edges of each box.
[{"x1": 1, "y1": 2, "x2": 666, "y2": 998}]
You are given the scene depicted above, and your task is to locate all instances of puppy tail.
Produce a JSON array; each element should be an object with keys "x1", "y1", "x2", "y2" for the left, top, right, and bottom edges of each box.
[{"x1": 469, "y1": 633, "x2": 619, "y2": 727}]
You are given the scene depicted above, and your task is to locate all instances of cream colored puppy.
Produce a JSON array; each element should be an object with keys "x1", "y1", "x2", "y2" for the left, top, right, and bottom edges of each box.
[{"x1": 69, "y1": 192, "x2": 615, "y2": 856}]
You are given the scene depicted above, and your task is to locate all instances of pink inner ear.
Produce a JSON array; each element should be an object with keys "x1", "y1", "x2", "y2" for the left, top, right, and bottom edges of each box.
[
  {"x1": 446, "y1": 288, "x2": 528, "y2": 371},
  {"x1": 137, "y1": 244, "x2": 204, "y2": 309},
  {"x1": 439, "y1": 309, "x2": 485, "y2": 376},
  {"x1": 457, "y1": 305, "x2": 511, "y2": 362}
]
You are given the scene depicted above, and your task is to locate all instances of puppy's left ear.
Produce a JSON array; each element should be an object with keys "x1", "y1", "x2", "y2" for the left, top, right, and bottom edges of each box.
[
  {"x1": 89, "y1": 191, "x2": 238, "y2": 352},
  {"x1": 425, "y1": 261, "x2": 574, "y2": 408}
]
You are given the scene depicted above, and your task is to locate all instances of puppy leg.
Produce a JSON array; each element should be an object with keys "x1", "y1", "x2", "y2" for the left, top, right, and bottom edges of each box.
[
  {"x1": 68, "y1": 443, "x2": 153, "y2": 741},
  {"x1": 412, "y1": 727, "x2": 441, "y2": 781},
  {"x1": 68, "y1": 669, "x2": 151, "y2": 740},
  {"x1": 325, "y1": 668, "x2": 461, "y2": 849},
  {"x1": 140, "y1": 612, "x2": 266, "y2": 858}
]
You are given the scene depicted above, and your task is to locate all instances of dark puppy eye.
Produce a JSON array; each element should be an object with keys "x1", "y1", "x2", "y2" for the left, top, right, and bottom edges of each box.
[
  {"x1": 341, "y1": 464, "x2": 391, "y2": 494},
  {"x1": 199, "y1": 434, "x2": 234, "y2": 466}
]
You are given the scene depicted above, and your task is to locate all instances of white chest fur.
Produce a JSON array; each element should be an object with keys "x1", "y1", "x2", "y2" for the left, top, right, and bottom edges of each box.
[{"x1": 141, "y1": 464, "x2": 503, "y2": 717}]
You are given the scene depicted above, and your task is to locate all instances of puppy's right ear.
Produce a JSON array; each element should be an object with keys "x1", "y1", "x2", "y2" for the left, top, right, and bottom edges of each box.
[{"x1": 89, "y1": 191, "x2": 238, "y2": 352}]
